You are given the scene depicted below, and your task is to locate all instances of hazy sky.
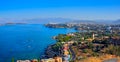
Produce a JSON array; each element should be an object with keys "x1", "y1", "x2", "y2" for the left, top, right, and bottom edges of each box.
[{"x1": 0, "y1": 0, "x2": 120, "y2": 20}]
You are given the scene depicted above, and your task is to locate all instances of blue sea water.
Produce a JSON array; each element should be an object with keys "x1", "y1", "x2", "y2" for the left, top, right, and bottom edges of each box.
[{"x1": 0, "y1": 24, "x2": 76, "y2": 62}]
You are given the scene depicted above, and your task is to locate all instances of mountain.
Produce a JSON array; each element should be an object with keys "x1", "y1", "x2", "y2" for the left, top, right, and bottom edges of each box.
[
  {"x1": 66, "y1": 20, "x2": 96, "y2": 24},
  {"x1": 22, "y1": 18, "x2": 73, "y2": 24},
  {"x1": 67, "y1": 20, "x2": 116, "y2": 24},
  {"x1": 0, "y1": 18, "x2": 120, "y2": 24},
  {"x1": 0, "y1": 18, "x2": 73, "y2": 24},
  {"x1": 112, "y1": 19, "x2": 120, "y2": 24}
]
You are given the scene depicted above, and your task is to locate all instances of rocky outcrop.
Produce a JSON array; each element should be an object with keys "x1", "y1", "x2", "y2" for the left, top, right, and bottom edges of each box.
[{"x1": 45, "y1": 45, "x2": 57, "y2": 58}]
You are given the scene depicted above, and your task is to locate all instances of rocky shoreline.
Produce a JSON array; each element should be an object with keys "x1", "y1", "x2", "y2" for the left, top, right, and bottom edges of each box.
[{"x1": 45, "y1": 45, "x2": 57, "y2": 58}]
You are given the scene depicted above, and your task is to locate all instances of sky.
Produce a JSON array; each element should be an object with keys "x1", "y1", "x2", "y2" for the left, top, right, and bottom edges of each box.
[{"x1": 0, "y1": 0, "x2": 120, "y2": 20}]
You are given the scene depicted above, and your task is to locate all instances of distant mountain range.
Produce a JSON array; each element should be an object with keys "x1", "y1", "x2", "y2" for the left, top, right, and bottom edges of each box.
[
  {"x1": 66, "y1": 19, "x2": 120, "y2": 24},
  {"x1": 113, "y1": 19, "x2": 120, "y2": 24},
  {"x1": 0, "y1": 18, "x2": 120, "y2": 24},
  {"x1": 0, "y1": 18, "x2": 73, "y2": 24}
]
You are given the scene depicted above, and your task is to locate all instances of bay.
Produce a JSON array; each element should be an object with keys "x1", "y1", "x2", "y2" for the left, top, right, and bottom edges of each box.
[{"x1": 0, "y1": 24, "x2": 76, "y2": 62}]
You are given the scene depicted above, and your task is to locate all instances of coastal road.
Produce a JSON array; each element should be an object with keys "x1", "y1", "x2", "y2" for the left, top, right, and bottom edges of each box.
[
  {"x1": 103, "y1": 58, "x2": 119, "y2": 62},
  {"x1": 69, "y1": 45, "x2": 76, "y2": 60}
]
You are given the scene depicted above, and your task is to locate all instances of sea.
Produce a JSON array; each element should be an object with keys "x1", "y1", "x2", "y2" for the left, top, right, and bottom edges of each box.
[{"x1": 0, "y1": 24, "x2": 76, "y2": 62}]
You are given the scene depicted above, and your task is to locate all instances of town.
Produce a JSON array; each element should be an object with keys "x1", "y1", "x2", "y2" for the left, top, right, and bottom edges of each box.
[
  {"x1": 1, "y1": 0, "x2": 120, "y2": 62},
  {"x1": 16, "y1": 23, "x2": 120, "y2": 62},
  {"x1": 45, "y1": 22, "x2": 120, "y2": 32}
]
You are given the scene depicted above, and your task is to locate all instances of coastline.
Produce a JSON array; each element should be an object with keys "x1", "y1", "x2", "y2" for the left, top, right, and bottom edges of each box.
[
  {"x1": 44, "y1": 45, "x2": 57, "y2": 58},
  {"x1": 0, "y1": 24, "x2": 77, "y2": 62}
]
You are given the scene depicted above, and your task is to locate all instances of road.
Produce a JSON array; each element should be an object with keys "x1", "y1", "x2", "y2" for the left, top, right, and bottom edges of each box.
[
  {"x1": 103, "y1": 58, "x2": 118, "y2": 62},
  {"x1": 69, "y1": 45, "x2": 76, "y2": 60}
]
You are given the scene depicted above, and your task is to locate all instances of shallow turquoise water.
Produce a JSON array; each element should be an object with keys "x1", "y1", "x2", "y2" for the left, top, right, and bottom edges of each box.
[{"x1": 0, "y1": 24, "x2": 76, "y2": 62}]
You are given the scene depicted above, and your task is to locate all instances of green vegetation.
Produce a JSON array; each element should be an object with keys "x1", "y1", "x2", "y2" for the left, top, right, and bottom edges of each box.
[
  {"x1": 46, "y1": 23, "x2": 120, "y2": 62},
  {"x1": 11, "y1": 57, "x2": 14, "y2": 62},
  {"x1": 52, "y1": 34, "x2": 72, "y2": 51},
  {"x1": 51, "y1": 31, "x2": 120, "y2": 62},
  {"x1": 105, "y1": 45, "x2": 120, "y2": 56},
  {"x1": 52, "y1": 42, "x2": 63, "y2": 51},
  {"x1": 56, "y1": 34, "x2": 72, "y2": 42}
]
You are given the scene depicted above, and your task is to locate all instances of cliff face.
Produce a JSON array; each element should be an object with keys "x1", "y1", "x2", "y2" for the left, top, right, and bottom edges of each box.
[{"x1": 45, "y1": 45, "x2": 57, "y2": 58}]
